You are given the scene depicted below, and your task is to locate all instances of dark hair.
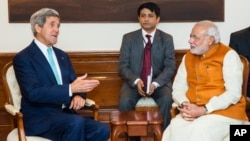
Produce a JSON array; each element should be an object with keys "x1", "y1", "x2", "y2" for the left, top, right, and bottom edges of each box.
[{"x1": 137, "y1": 2, "x2": 160, "y2": 17}]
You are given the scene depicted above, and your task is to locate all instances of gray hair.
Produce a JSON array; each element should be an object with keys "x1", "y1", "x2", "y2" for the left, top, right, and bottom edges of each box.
[
  {"x1": 30, "y1": 8, "x2": 60, "y2": 36},
  {"x1": 196, "y1": 20, "x2": 221, "y2": 44}
]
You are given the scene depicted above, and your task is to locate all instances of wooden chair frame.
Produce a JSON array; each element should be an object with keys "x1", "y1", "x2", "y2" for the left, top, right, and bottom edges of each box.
[{"x1": 2, "y1": 61, "x2": 99, "y2": 141}]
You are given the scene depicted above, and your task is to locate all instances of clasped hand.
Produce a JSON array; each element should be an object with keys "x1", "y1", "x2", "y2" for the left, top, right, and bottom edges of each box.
[
  {"x1": 136, "y1": 79, "x2": 155, "y2": 96},
  {"x1": 178, "y1": 102, "x2": 207, "y2": 121}
]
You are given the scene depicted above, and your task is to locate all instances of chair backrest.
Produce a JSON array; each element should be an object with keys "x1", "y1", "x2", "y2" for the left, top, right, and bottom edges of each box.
[
  {"x1": 239, "y1": 55, "x2": 249, "y2": 99},
  {"x1": 2, "y1": 61, "x2": 21, "y2": 110},
  {"x1": 2, "y1": 62, "x2": 54, "y2": 141}
]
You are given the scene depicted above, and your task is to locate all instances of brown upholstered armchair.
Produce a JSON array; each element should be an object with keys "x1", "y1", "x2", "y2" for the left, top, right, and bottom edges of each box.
[{"x1": 2, "y1": 61, "x2": 99, "y2": 141}]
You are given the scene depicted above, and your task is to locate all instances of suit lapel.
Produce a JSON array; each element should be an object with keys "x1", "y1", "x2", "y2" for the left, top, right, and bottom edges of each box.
[
  {"x1": 151, "y1": 30, "x2": 161, "y2": 60},
  {"x1": 29, "y1": 42, "x2": 59, "y2": 84},
  {"x1": 241, "y1": 27, "x2": 250, "y2": 57},
  {"x1": 53, "y1": 49, "x2": 66, "y2": 84},
  {"x1": 136, "y1": 29, "x2": 145, "y2": 52},
  {"x1": 152, "y1": 30, "x2": 160, "y2": 49},
  {"x1": 246, "y1": 27, "x2": 250, "y2": 47}
]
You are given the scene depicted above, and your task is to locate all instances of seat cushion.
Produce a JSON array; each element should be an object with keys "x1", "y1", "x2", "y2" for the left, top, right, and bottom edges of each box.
[
  {"x1": 7, "y1": 128, "x2": 51, "y2": 141},
  {"x1": 135, "y1": 97, "x2": 158, "y2": 107},
  {"x1": 135, "y1": 97, "x2": 159, "y2": 111}
]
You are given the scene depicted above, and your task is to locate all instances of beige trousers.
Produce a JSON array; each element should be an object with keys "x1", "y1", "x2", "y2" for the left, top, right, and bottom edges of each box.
[{"x1": 162, "y1": 114, "x2": 247, "y2": 141}]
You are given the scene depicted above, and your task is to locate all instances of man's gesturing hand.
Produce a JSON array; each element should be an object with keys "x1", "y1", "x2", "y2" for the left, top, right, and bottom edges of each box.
[{"x1": 70, "y1": 73, "x2": 100, "y2": 93}]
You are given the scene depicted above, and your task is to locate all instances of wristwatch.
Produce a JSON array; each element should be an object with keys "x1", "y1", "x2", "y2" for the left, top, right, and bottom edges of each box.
[{"x1": 204, "y1": 105, "x2": 208, "y2": 114}]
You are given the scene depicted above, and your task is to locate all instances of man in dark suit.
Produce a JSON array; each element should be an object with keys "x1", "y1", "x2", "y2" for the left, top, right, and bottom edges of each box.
[
  {"x1": 13, "y1": 8, "x2": 110, "y2": 141},
  {"x1": 118, "y1": 2, "x2": 176, "y2": 130},
  {"x1": 229, "y1": 26, "x2": 250, "y2": 98}
]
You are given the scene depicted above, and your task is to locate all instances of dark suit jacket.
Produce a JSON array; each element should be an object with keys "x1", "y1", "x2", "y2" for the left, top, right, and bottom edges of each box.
[
  {"x1": 13, "y1": 40, "x2": 86, "y2": 135},
  {"x1": 119, "y1": 29, "x2": 176, "y2": 88},
  {"x1": 229, "y1": 27, "x2": 250, "y2": 97},
  {"x1": 229, "y1": 26, "x2": 250, "y2": 61}
]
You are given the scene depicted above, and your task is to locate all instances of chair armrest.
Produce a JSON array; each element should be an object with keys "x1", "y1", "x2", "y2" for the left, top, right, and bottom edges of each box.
[
  {"x1": 77, "y1": 98, "x2": 99, "y2": 121},
  {"x1": 85, "y1": 98, "x2": 99, "y2": 110},
  {"x1": 5, "y1": 103, "x2": 27, "y2": 141},
  {"x1": 172, "y1": 102, "x2": 178, "y2": 108},
  {"x1": 170, "y1": 102, "x2": 179, "y2": 119},
  {"x1": 246, "y1": 97, "x2": 250, "y2": 115},
  {"x1": 85, "y1": 98, "x2": 95, "y2": 107},
  {"x1": 5, "y1": 104, "x2": 19, "y2": 116}
]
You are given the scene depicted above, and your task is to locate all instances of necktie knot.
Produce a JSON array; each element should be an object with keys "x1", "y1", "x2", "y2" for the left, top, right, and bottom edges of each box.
[
  {"x1": 146, "y1": 34, "x2": 151, "y2": 39},
  {"x1": 47, "y1": 47, "x2": 52, "y2": 55}
]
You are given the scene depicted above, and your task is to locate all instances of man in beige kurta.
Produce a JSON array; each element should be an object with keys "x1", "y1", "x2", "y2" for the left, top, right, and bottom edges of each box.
[{"x1": 162, "y1": 20, "x2": 249, "y2": 141}]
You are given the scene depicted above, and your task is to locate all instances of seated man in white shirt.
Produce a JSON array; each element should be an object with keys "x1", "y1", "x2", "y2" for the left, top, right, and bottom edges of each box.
[{"x1": 162, "y1": 20, "x2": 249, "y2": 141}]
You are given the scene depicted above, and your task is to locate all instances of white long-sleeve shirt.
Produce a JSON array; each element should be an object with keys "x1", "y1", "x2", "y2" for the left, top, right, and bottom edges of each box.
[{"x1": 172, "y1": 50, "x2": 243, "y2": 113}]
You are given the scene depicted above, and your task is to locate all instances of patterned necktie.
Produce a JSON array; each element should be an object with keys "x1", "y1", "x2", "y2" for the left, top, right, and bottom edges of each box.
[
  {"x1": 47, "y1": 48, "x2": 61, "y2": 84},
  {"x1": 141, "y1": 35, "x2": 152, "y2": 92}
]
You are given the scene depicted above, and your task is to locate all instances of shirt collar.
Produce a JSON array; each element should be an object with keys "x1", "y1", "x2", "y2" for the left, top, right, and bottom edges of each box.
[
  {"x1": 34, "y1": 38, "x2": 53, "y2": 58},
  {"x1": 142, "y1": 29, "x2": 156, "y2": 43}
]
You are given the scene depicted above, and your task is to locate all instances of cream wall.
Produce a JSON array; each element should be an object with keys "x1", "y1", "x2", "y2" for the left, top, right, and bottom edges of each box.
[{"x1": 0, "y1": 0, "x2": 250, "y2": 52}]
